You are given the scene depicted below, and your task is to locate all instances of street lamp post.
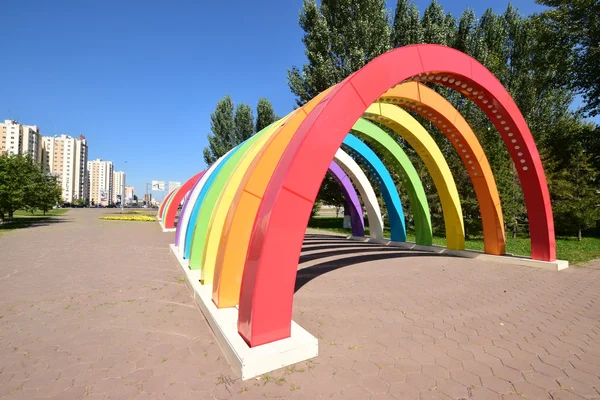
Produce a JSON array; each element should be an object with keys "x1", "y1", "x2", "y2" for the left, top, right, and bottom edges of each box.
[{"x1": 145, "y1": 182, "x2": 151, "y2": 207}]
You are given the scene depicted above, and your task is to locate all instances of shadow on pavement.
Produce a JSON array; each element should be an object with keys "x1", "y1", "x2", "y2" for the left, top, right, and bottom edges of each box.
[
  {"x1": 295, "y1": 235, "x2": 444, "y2": 292},
  {"x1": 0, "y1": 216, "x2": 69, "y2": 232}
]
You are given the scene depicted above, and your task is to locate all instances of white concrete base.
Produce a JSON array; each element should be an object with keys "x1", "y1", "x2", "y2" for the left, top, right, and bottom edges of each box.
[
  {"x1": 158, "y1": 221, "x2": 176, "y2": 232},
  {"x1": 348, "y1": 236, "x2": 569, "y2": 271},
  {"x1": 170, "y1": 244, "x2": 189, "y2": 269},
  {"x1": 169, "y1": 244, "x2": 319, "y2": 380}
]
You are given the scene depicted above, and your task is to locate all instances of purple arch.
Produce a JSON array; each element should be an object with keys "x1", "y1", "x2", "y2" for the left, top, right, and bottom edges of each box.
[
  {"x1": 328, "y1": 161, "x2": 365, "y2": 237},
  {"x1": 174, "y1": 177, "x2": 202, "y2": 247}
]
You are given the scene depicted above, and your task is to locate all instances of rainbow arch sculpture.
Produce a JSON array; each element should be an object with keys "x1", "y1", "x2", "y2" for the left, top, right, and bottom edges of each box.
[
  {"x1": 157, "y1": 172, "x2": 205, "y2": 231},
  {"x1": 169, "y1": 45, "x2": 560, "y2": 365}
]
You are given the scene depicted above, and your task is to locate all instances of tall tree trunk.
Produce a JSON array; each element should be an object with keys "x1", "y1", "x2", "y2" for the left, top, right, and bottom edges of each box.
[
  {"x1": 8, "y1": 210, "x2": 13, "y2": 220},
  {"x1": 578, "y1": 228, "x2": 582, "y2": 241}
]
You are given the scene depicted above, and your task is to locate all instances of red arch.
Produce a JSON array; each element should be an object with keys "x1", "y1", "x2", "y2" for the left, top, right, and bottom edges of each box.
[
  {"x1": 238, "y1": 44, "x2": 555, "y2": 347},
  {"x1": 158, "y1": 189, "x2": 176, "y2": 220},
  {"x1": 163, "y1": 171, "x2": 205, "y2": 229}
]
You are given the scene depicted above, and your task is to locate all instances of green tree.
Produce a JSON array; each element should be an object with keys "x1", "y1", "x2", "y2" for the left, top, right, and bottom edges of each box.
[
  {"x1": 391, "y1": 0, "x2": 422, "y2": 47},
  {"x1": 33, "y1": 174, "x2": 62, "y2": 215},
  {"x1": 256, "y1": 98, "x2": 277, "y2": 132},
  {"x1": 549, "y1": 150, "x2": 599, "y2": 240},
  {"x1": 234, "y1": 103, "x2": 255, "y2": 143},
  {"x1": 203, "y1": 95, "x2": 235, "y2": 165},
  {"x1": 536, "y1": 0, "x2": 600, "y2": 116},
  {"x1": 317, "y1": 174, "x2": 345, "y2": 211},
  {"x1": 0, "y1": 154, "x2": 49, "y2": 223},
  {"x1": 421, "y1": 0, "x2": 453, "y2": 45},
  {"x1": 287, "y1": 0, "x2": 391, "y2": 107}
]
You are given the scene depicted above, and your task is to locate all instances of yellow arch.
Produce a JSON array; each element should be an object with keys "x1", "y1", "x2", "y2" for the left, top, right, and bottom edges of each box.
[
  {"x1": 199, "y1": 113, "x2": 293, "y2": 284},
  {"x1": 211, "y1": 87, "x2": 336, "y2": 308},
  {"x1": 364, "y1": 103, "x2": 465, "y2": 250}
]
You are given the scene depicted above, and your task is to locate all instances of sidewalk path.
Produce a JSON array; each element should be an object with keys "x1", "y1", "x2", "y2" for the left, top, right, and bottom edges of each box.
[{"x1": 1, "y1": 209, "x2": 599, "y2": 399}]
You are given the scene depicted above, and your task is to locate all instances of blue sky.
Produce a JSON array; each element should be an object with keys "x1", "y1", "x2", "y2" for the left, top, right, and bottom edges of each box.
[{"x1": 0, "y1": 0, "x2": 577, "y2": 201}]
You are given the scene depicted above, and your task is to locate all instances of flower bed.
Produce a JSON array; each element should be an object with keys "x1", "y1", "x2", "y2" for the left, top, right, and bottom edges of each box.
[{"x1": 99, "y1": 215, "x2": 156, "y2": 222}]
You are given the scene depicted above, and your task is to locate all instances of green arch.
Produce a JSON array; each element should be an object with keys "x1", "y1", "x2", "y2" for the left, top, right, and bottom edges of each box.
[
  {"x1": 187, "y1": 122, "x2": 276, "y2": 271},
  {"x1": 352, "y1": 118, "x2": 432, "y2": 245}
]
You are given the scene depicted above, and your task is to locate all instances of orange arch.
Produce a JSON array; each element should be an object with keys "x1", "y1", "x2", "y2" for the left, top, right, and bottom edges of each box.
[{"x1": 380, "y1": 82, "x2": 505, "y2": 255}]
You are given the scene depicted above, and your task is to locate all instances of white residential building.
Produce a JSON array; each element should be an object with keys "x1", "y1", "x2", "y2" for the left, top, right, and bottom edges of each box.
[
  {"x1": 112, "y1": 171, "x2": 126, "y2": 204},
  {"x1": 41, "y1": 134, "x2": 89, "y2": 203},
  {"x1": 88, "y1": 158, "x2": 113, "y2": 206},
  {"x1": 0, "y1": 120, "x2": 42, "y2": 163}
]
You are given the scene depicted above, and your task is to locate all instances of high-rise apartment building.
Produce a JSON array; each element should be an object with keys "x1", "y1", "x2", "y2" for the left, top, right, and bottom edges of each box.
[
  {"x1": 112, "y1": 171, "x2": 126, "y2": 204},
  {"x1": 0, "y1": 120, "x2": 42, "y2": 163},
  {"x1": 88, "y1": 158, "x2": 113, "y2": 206},
  {"x1": 41, "y1": 134, "x2": 89, "y2": 203}
]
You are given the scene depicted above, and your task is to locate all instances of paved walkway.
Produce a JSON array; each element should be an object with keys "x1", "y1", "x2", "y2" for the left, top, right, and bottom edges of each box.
[{"x1": 1, "y1": 209, "x2": 599, "y2": 399}]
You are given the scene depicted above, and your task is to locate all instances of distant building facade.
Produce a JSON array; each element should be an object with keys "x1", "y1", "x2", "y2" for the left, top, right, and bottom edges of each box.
[
  {"x1": 41, "y1": 134, "x2": 89, "y2": 203},
  {"x1": 0, "y1": 120, "x2": 42, "y2": 163},
  {"x1": 112, "y1": 171, "x2": 126, "y2": 204},
  {"x1": 88, "y1": 158, "x2": 113, "y2": 206},
  {"x1": 125, "y1": 186, "x2": 134, "y2": 203}
]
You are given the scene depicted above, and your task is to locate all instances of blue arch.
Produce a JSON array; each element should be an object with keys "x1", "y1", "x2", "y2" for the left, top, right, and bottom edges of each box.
[{"x1": 342, "y1": 134, "x2": 406, "y2": 242}]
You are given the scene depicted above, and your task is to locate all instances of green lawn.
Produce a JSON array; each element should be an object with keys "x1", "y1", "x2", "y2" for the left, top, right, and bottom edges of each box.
[
  {"x1": 13, "y1": 209, "x2": 69, "y2": 217},
  {"x1": 308, "y1": 216, "x2": 600, "y2": 265},
  {"x1": 0, "y1": 209, "x2": 69, "y2": 235}
]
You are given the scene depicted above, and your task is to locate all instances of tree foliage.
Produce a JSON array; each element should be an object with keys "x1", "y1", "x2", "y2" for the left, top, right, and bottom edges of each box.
[
  {"x1": 287, "y1": 0, "x2": 391, "y2": 107},
  {"x1": 286, "y1": 0, "x2": 599, "y2": 239},
  {"x1": 202, "y1": 96, "x2": 279, "y2": 166},
  {"x1": 256, "y1": 98, "x2": 277, "y2": 132},
  {"x1": 203, "y1": 95, "x2": 236, "y2": 165},
  {"x1": 0, "y1": 154, "x2": 61, "y2": 223},
  {"x1": 234, "y1": 103, "x2": 254, "y2": 143},
  {"x1": 536, "y1": 0, "x2": 600, "y2": 117}
]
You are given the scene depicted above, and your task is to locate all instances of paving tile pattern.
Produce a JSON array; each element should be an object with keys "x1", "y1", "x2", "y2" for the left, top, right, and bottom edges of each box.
[{"x1": 1, "y1": 210, "x2": 599, "y2": 399}]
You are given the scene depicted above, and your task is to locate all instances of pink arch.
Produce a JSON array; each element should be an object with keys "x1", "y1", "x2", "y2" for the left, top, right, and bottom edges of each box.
[
  {"x1": 238, "y1": 44, "x2": 555, "y2": 347},
  {"x1": 163, "y1": 171, "x2": 205, "y2": 229}
]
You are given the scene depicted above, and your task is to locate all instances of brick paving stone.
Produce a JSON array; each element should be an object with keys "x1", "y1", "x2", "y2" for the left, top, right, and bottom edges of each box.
[
  {"x1": 406, "y1": 372, "x2": 436, "y2": 390},
  {"x1": 1, "y1": 210, "x2": 599, "y2": 400},
  {"x1": 564, "y1": 367, "x2": 600, "y2": 386},
  {"x1": 557, "y1": 376, "x2": 600, "y2": 398},
  {"x1": 481, "y1": 376, "x2": 516, "y2": 395},
  {"x1": 512, "y1": 381, "x2": 553, "y2": 399},
  {"x1": 492, "y1": 365, "x2": 525, "y2": 383},
  {"x1": 420, "y1": 390, "x2": 450, "y2": 400},
  {"x1": 469, "y1": 386, "x2": 503, "y2": 399},
  {"x1": 360, "y1": 374, "x2": 390, "y2": 394},
  {"x1": 550, "y1": 389, "x2": 588, "y2": 400},
  {"x1": 389, "y1": 382, "x2": 420, "y2": 399}
]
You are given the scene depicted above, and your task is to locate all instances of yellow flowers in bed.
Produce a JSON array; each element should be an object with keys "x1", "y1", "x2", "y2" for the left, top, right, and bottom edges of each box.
[{"x1": 99, "y1": 215, "x2": 156, "y2": 222}]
